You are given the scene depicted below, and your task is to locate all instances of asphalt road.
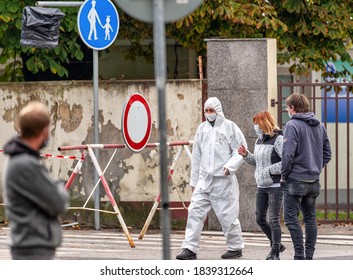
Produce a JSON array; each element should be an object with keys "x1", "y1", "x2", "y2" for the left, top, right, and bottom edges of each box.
[{"x1": 1, "y1": 224, "x2": 353, "y2": 260}]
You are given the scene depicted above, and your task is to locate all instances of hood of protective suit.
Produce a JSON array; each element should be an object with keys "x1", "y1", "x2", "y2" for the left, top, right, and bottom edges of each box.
[{"x1": 204, "y1": 97, "x2": 225, "y2": 118}]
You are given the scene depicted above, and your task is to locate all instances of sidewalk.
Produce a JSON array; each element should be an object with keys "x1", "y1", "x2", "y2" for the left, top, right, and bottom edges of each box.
[{"x1": 1, "y1": 222, "x2": 353, "y2": 260}]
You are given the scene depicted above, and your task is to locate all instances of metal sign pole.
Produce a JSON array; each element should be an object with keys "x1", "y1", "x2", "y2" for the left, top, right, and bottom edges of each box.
[
  {"x1": 77, "y1": 0, "x2": 119, "y2": 229},
  {"x1": 153, "y1": 0, "x2": 170, "y2": 260},
  {"x1": 35, "y1": 1, "x2": 101, "y2": 229},
  {"x1": 93, "y1": 49, "x2": 100, "y2": 229},
  {"x1": 36, "y1": 1, "x2": 84, "y2": 7}
]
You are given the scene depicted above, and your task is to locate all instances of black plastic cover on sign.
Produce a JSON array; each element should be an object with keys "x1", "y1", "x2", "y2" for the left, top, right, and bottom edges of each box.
[{"x1": 20, "y1": 7, "x2": 65, "y2": 49}]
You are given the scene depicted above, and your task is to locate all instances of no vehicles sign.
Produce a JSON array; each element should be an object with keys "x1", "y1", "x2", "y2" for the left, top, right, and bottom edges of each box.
[{"x1": 122, "y1": 93, "x2": 152, "y2": 152}]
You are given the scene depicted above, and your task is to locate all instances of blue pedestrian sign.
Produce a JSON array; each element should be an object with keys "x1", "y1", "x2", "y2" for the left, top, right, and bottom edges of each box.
[{"x1": 78, "y1": 0, "x2": 119, "y2": 50}]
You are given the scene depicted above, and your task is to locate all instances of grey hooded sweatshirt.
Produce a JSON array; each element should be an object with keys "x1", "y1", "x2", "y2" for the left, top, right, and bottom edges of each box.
[
  {"x1": 3, "y1": 137, "x2": 68, "y2": 251},
  {"x1": 281, "y1": 112, "x2": 331, "y2": 182}
]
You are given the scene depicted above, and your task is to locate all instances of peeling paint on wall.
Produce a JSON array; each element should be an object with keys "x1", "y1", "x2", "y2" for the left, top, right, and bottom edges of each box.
[
  {"x1": 177, "y1": 93, "x2": 184, "y2": 100},
  {"x1": 0, "y1": 80, "x2": 200, "y2": 226},
  {"x1": 57, "y1": 102, "x2": 83, "y2": 133}
]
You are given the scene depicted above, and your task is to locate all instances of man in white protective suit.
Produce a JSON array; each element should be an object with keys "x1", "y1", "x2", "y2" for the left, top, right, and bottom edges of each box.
[{"x1": 176, "y1": 97, "x2": 247, "y2": 260}]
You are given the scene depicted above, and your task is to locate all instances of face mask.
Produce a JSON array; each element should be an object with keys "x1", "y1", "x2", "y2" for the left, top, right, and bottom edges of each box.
[
  {"x1": 254, "y1": 124, "x2": 263, "y2": 138},
  {"x1": 205, "y1": 113, "x2": 217, "y2": 122},
  {"x1": 288, "y1": 112, "x2": 293, "y2": 119}
]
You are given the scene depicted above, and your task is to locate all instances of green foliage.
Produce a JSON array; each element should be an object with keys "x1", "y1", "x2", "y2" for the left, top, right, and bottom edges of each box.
[
  {"x1": 0, "y1": 1, "x2": 83, "y2": 81},
  {"x1": 167, "y1": 0, "x2": 288, "y2": 58},
  {"x1": 167, "y1": 0, "x2": 353, "y2": 79},
  {"x1": 268, "y1": 0, "x2": 353, "y2": 77},
  {"x1": 2, "y1": 0, "x2": 353, "y2": 80}
]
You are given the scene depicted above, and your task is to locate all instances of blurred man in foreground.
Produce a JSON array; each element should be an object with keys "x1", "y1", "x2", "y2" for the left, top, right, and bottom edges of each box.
[{"x1": 3, "y1": 101, "x2": 68, "y2": 260}]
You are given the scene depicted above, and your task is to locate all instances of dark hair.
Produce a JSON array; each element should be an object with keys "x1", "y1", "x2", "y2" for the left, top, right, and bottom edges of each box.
[
  {"x1": 18, "y1": 101, "x2": 50, "y2": 139},
  {"x1": 285, "y1": 93, "x2": 310, "y2": 113}
]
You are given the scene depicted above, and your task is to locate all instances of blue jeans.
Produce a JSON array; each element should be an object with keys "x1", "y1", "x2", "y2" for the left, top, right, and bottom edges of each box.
[
  {"x1": 282, "y1": 178, "x2": 320, "y2": 260},
  {"x1": 255, "y1": 187, "x2": 283, "y2": 250}
]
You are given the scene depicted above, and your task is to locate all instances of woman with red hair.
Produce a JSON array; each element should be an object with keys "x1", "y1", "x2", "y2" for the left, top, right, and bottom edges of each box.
[{"x1": 238, "y1": 111, "x2": 285, "y2": 260}]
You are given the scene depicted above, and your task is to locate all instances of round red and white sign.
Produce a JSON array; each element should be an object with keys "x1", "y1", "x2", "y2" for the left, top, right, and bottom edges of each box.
[{"x1": 122, "y1": 93, "x2": 152, "y2": 152}]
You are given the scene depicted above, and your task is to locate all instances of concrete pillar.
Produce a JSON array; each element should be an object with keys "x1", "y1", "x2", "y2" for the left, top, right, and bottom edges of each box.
[{"x1": 206, "y1": 38, "x2": 277, "y2": 232}]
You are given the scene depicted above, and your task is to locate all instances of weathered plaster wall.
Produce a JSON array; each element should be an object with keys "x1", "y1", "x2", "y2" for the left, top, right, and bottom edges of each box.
[{"x1": 0, "y1": 80, "x2": 201, "y2": 227}]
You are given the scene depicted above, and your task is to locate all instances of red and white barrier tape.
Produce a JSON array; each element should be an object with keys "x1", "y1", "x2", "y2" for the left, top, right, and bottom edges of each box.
[
  {"x1": 41, "y1": 153, "x2": 84, "y2": 160},
  {"x1": 0, "y1": 149, "x2": 83, "y2": 160}
]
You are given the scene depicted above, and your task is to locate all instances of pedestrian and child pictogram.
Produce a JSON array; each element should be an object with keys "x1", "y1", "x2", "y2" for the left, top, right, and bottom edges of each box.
[{"x1": 78, "y1": 0, "x2": 119, "y2": 50}]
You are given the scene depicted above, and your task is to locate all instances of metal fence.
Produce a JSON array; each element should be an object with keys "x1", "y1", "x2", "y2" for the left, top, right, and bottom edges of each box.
[{"x1": 276, "y1": 80, "x2": 353, "y2": 223}]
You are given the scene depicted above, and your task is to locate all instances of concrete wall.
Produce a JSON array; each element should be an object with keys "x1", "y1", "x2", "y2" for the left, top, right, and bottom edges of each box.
[
  {"x1": 206, "y1": 38, "x2": 277, "y2": 232},
  {"x1": 0, "y1": 80, "x2": 201, "y2": 228}
]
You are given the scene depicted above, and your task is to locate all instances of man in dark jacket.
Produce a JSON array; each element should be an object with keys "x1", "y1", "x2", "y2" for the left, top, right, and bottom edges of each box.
[
  {"x1": 3, "y1": 101, "x2": 68, "y2": 260},
  {"x1": 281, "y1": 93, "x2": 331, "y2": 260}
]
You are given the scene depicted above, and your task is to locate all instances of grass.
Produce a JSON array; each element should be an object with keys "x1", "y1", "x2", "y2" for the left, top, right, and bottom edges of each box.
[{"x1": 316, "y1": 210, "x2": 353, "y2": 221}]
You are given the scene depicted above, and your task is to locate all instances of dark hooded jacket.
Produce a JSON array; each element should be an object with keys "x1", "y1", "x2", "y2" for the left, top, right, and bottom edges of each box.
[
  {"x1": 3, "y1": 137, "x2": 68, "y2": 250},
  {"x1": 281, "y1": 112, "x2": 331, "y2": 181}
]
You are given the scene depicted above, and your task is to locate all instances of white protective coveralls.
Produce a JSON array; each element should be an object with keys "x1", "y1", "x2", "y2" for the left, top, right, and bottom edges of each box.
[{"x1": 182, "y1": 97, "x2": 247, "y2": 254}]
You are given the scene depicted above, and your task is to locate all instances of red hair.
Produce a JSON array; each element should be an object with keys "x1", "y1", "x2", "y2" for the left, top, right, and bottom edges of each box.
[{"x1": 253, "y1": 111, "x2": 279, "y2": 136}]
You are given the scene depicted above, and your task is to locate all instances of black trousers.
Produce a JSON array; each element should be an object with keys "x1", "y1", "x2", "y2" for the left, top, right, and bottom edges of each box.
[{"x1": 11, "y1": 247, "x2": 56, "y2": 260}]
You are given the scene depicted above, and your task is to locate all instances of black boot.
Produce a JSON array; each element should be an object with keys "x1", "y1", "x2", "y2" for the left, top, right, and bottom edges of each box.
[
  {"x1": 266, "y1": 243, "x2": 285, "y2": 260},
  {"x1": 267, "y1": 248, "x2": 280, "y2": 260}
]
